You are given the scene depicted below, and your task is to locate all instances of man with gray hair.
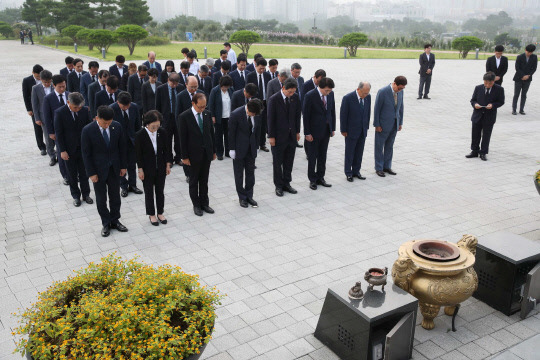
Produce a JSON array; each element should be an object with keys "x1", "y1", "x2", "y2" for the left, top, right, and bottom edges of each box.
[
  {"x1": 54, "y1": 92, "x2": 92, "y2": 206},
  {"x1": 197, "y1": 65, "x2": 213, "y2": 96},
  {"x1": 266, "y1": 67, "x2": 291, "y2": 100},
  {"x1": 340, "y1": 81, "x2": 371, "y2": 181}
]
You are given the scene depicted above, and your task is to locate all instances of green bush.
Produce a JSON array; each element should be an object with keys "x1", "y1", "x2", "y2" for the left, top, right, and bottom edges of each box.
[
  {"x1": 40, "y1": 35, "x2": 73, "y2": 46},
  {"x1": 87, "y1": 29, "x2": 117, "y2": 52},
  {"x1": 139, "y1": 35, "x2": 170, "y2": 46},
  {"x1": 0, "y1": 21, "x2": 13, "y2": 38},
  {"x1": 61, "y1": 25, "x2": 85, "y2": 43},
  {"x1": 76, "y1": 28, "x2": 95, "y2": 50},
  {"x1": 115, "y1": 24, "x2": 148, "y2": 55}
]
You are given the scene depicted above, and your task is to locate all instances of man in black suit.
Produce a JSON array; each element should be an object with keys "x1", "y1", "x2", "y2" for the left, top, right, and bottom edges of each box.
[
  {"x1": 291, "y1": 63, "x2": 305, "y2": 149},
  {"x1": 229, "y1": 99, "x2": 263, "y2": 208},
  {"x1": 95, "y1": 76, "x2": 120, "y2": 110},
  {"x1": 67, "y1": 58, "x2": 86, "y2": 93},
  {"x1": 268, "y1": 59, "x2": 279, "y2": 79},
  {"x1": 81, "y1": 106, "x2": 128, "y2": 237},
  {"x1": 267, "y1": 78, "x2": 302, "y2": 197},
  {"x1": 22, "y1": 64, "x2": 46, "y2": 155},
  {"x1": 108, "y1": 55, "x2": 128, "y2": 81},
  {"x1": 303, "y1": 69, "x2": 326, "y2": 96},
  {"x1": 156, "y1": 73, "x2": 184, "y2": 166},
  {"x1": 512, "y1": 44, "x2": 537, "y2": 115},
  {"x1": 89, "y1": 70, "x2": 108, "y2": 119},
  {"x1": 177, "y1": 93, "x2": 216, "y2": 216},
  {"x1": 303, "y1": 77, "x2": 336, "y2": 190},
  {"x1": 111, "y1": 92, "x2": 143, "y2": 197},
  {"x1": 212, "y1": 60, "x2": 231, "y2": 88},
  {"x1": 80, "y1": 61, "x2": 99, "y2": 105},
  {"x1": 32, "y1": 70, "x2": 55, "y2": 161},
  {"x1": 54, "y1": 92, "x2": 93, "y2": 206},
  {"x1": 228, "y1": 53, "x2": 250, "y2": 91},
  {"x1": 212, "y1": 50, "x2": 228, "y2": 73},
  {"x1": 246, "y1": 53, "x2": 263, "y2": 73},
  {"x1": 59, "y1": 56, "x2": 74, "y2": 79},
  {"x1": 127, "y1": 65, "x2": 148, "y2": 116},
  {"x1": 486, "y1": 45, "x2": 508, "y2": 86},
  {"x1": 196, "y1": 65, "x2": 213, "y2": 97},
  {"x1": 418, "y1": 44, "x2": 435, "y2": 100},
  {"x1": 246, "y1": 58, "x2": 271, "y2": 152},
  {"x1": 178, "y1": 61, "x2": 194, "y2": 88},
  {"x1": 466, "y1": 72, "x2": 505, "y2": 161},
  {"x1": 231, "y1": 83, "x2": 258, "y2": 111}
]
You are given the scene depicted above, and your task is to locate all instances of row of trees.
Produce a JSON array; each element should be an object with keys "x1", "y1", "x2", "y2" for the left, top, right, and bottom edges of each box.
[
  {"x1": 61, "y1": 24, "x2": 148, "y2": 54},
  {"x1": 21, "y1": 0, "x2": 151, "y2": 35}
]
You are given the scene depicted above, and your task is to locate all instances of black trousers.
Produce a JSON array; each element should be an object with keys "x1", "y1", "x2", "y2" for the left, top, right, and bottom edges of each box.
[
  {"x1": 65, "y1": 155, "x2": 90, "y2": 199},
  {"x1": 121, "y1": 144, "x2": 137, "y2": 190},
  {"x1": 344, "y1": 135, "x2": 366, "y2": 176},
  {"x1": 31, "y1": 115, "x2": 46, "y2": 151},
  {"x1": 93, "y1": 166, "x2": 121, "y2": 227},
  {"x1": 189, "y1": 155, "x2": 211, "y2": 208},
  {"x1": 307, "y1": 131, "x2": 330, "y2": 182},
  {"x1": 143, "y1": 170, "x2": 166, "y2": 215},
  {"x1": 512, "y1": 81, "x2": 531, "y2": 112},
  {"x1": 271, "y1": 139, "x2": 296, "y2": 189},
  {"x1": 260, "y1": 101, "x2": 267, "y2": 146},
  {"x1": 58, "y1": 157, "x2": 68, "y2": 179},
  {"x1": 214, "y1": 118, "x2": 229, "y2": 157},
  {"x1": 471, "y1": 117, "x2": 495, "y2": 155},
  {"x1": 233, "y1": 153, "x2": 255, "y2": 200},
  {"x1": 418, "y1": 76, "x2": 432, "y2": 97}
]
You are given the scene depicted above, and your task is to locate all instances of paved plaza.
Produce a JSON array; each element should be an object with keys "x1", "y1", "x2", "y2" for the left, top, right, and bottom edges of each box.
[{"x1": 0, "y1": 40, "x2": 539, "y2": 359}]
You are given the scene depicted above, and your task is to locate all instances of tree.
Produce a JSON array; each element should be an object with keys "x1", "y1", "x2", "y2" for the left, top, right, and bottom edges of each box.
[
  {"x1": 452, "y1": 36, "x2": 483, "y2": 59},
  {"x1": 76, "y1": 28, "x2": 94, "y2": 50},
  {"x1": 57, "y1": 0, "x2": 96, "y2": 29},
  {"x1": 61, "y1": 25, "x2": 85, "y2": 43},
  {"x1": 115, "y1": 24, "x2": 148, "y2": 55},
  {"x1": 117, "y1": 0, "x2": 151, "y2": 26},
  {"x1": 338, "y1": 32, "x2": 368, "y2": 57},
  {"x1": 88, "y1": 29, "x2": 117, "y2": 52},
  {"x1": 0, "y1": 21, "x2": 13, "y2": 38},
  {"x1": 229, "y1": 30, "x2": 261, "y2": 56},
  {"x1": 21, "y1": 0, "x2": 47, "y2": 35},
  {"x1": 0, "y1": 7, "x2": 23, "y2": 24},
  {"x1": 91, "y1": 0, "x2": 118, "y2": 29},
  {"x1": 494, "y1": 33, "x2": 520, "y2": 48}
]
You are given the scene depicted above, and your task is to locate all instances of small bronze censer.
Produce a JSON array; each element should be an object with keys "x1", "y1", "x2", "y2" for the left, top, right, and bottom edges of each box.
[
  {"x1": 364, "y1": 267, "x2": 388, "y2": 291},
  {"x1": 348, "y1": 281, "x2": 364, "y2": 300}
]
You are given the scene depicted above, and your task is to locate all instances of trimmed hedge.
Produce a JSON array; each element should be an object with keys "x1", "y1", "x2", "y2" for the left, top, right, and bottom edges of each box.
[
  {"x1": 139, "y1": 35, "x2": 170, "y2": 46},
  {"x1": 40, "y1": 35, "x2": 73, "y2": 46}
]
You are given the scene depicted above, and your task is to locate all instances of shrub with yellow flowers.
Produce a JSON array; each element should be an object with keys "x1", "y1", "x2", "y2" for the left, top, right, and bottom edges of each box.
[{"x1": 14, "y1": 254, "x2": 222, "y2": 360}]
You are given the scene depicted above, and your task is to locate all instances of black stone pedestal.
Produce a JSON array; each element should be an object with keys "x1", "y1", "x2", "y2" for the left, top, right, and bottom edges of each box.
[{"x1": 314, "y1": 281, "x2": 418, "y2": 360}]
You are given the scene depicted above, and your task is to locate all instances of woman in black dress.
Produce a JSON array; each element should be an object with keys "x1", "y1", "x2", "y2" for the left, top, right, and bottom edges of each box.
[{"x1": 135, "y1": 110, "x2": 172, "y2": 225}]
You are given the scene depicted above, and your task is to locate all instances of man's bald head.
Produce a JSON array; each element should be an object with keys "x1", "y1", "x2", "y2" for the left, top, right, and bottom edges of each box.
[{"x1": 187, "y1": 76, "x2": 199, "y2": 94}]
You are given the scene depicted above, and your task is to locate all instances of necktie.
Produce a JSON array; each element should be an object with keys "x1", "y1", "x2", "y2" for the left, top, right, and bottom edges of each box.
[
  {"x1": 285, "y1": 97, "x2": 290, "y2": 114},
  {"x1": 73, "y1": 112, "x2": 78, "y2": 122},
  {"x1": 321, "y1": 95, "x2": 326, "y2": 110},
  {"x1": 393, "y1": 92, "x2": 397, "y2": 107},
  {"x1": 101, "y1": 85, "x2": 105, "y2": 91},
  {"x1": 359, "y1": 98, "x2": 364, "y2": 112},
  {"x1": 485, "y1": 88, "x2": 490, "y2": 95},
  {"x1": 140, "y1": 77, "x2": 143, "y2": 85},
  {"x1": 197, "y1": 112, "x2": 203, "y2": 133},
  {"x1": 59, "y1": 93, "x2": 65, "y2": 105},
  {"x1": 109, "y1": 93, "x2": 114, "y2": 104},
  {"x1": 92, "y1": 75, "x2": 96, "y2": 82},
  {"x1": 123, "y1": 110, "x2": 129, "y2": 124},
  {"x1": 258, "y1": 74, "x2": 263, "y2": 100},
  {"x1": 77, "y1": 73, "x2": 80, "y2": 79},
  {"x1": 102, "y1": 128, "x2": 110, "y2": 147},
  {"x1": 248, "y1": 115, "x2": 253, "y2": 132},
  {"x1": 201, "y1": 78, "x2": 204, "y2": 88},
  {"x1": 170, "y1": 88, "x2": 176, "y2": 113},
  {"x1": 240, "y1": 71, "x2": 244, "y2": 82},
  {"x1": 184, "y1": 75, "x2": 188, "y2": 84}
]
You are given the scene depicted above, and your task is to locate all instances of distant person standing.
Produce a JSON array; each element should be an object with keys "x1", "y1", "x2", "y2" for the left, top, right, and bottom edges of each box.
[
  {"x1": 486, "y1": 45, "x2": 508, "y2": 86},
  {"x1": 19, "y1": 30, "x2": 24, "y2": 44},
  {"x1": 27, "y1": 29, "x2": 34, "y2": 45},
  {"x1": 23, "y1": 64, "x2": 46, "y2": 156},
  {"x1": 418, "y1": 44, "x2": 435, "y2": 100},
  {"x1": 224, "y1": 42, "x2": 237, "y2": 65},
  {"x1": 466, "y1": 72, "x2": 505, "y2": 161},
  {"x1": 512, "y1": 44, "x2": 537, "y2": 115}
]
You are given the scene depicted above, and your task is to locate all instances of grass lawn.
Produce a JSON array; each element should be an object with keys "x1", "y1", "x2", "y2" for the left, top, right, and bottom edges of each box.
[{"x1": 43, "y1": 42, "x2": 519, "y2": 61}]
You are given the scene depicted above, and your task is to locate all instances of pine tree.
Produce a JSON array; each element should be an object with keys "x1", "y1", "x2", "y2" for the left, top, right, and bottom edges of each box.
[
  {"x1": 117, "y1": 0, "x2": 151, "y2": 26},
  {"x1": 92, "y1": 0, "x2": 118, "y2": 29}
]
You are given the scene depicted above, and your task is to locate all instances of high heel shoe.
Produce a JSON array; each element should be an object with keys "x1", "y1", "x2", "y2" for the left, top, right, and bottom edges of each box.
[
  {"x1": 149, "y1": 216, "x2": 159, "y2": 226},
  {"x1": 157, "y1": 215, "x2": 167, "y2": 225}
]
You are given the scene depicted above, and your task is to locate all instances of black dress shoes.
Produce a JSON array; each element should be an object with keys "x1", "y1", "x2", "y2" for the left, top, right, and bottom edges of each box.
[
  {"x1": 354, "y1": 174, "x2": 366, "y2": 180},
  {"x1": 111, "y1": 222, "x2": 128, "y2": 232},
  {"x1": 376, "y1": 170, "x2": 386, "y2": 177},
  {"x1": 423, "y1": 96, "x2": 431, "y2": 100},
  {"x1": 239, "y1": 199, "x2": 248, "y2": 208},
  {"x1": 275, "y1": 188, "x2": 284, "y2": 197},
  {"x1": 202, "y1": 205, "x2": 214, "y2": 214},
  {"x1": 465, "y1": 152, "x2": 478, "y2": 158},
  {"x1": 49, "y1": 158, "x2": 57, "y2": 166},
  {"x1": 512, "y1": 111, "x2": 517, "y2": 115},
  {"x1": 520, "y1": 111, "x2": 526, "y2": 115},
  {"x1": 317, "y1": 179, "x2": 332, "y2": 187},
  {"x1": 129, "y1": 186, "x2": 143, "y2": 194},
  {"x1": 283, "y1": 185, "x2": 297, "y2": 194},
  {"x1": 260, "y1": 145, "x2": 269, "y2": 152},
  {"x1": 417, "y1": 96, "x2": 422, "y2": 100},
  {"x1": 157, "y1": 215, "x2": 167, "y2": 224},
  {"x1": 83, "y1": 196, "x2": 93, "y2": 204},
  {"x1": 63, "y1": 178, "x2": 69, "y2": 185},
  {"x1": 247, "y1": 198, "x2": 258, "y2": 207},
  {"x1": 101, "y1": 225, "x2": 110, "y2": 237},
  {"x1": 347, "y1": 176, "x2": 353, "y2": 182},
  {"x1": 383, "y1": 168, "x2": 397, "y2": 175},
  {"x1": 40, "y1": 149, "x2": 47, "y2": 156},
  {"x1": 194, "y1": 206, "x2": 203, "y2": 216},
  {"x1": 296, "y1": 142, "x2": 303, "y2": 148},
  {"x1": 480, "y1": 154, "x2": 487, "y2": 161},
  {"x1": 73, "y1": 199, "x2": 81, "y2": 207},
  {"x1": 217, "y1": 156, "x2": 224, "y2": 160},
  {"x1": 121, "y1": 188, "x2": 128, "y2": 197},
  {"x1": 149, "y1": 216, "x2": 159, "y2": 226},
  {"x1": 309, "y1": 182, "x2": 317, "y2": 190}
]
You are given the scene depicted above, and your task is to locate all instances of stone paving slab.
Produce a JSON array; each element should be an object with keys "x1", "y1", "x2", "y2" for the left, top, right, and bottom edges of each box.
[{"x1": 0, "y1": 40, "x2": 539, "y2": 359}]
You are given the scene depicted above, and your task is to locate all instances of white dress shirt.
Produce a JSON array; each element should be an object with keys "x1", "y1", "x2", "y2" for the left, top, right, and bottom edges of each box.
[
  {"x1": 55, "y1": 90, "x2": 66, "y2": 103},
  {"x1": 98, "y1": 124, "x2": 110, "y2": 139},
  {"x1": 43, "y1": 85, "x2": 52, "y2": 96},
  {"x1": 145, "y1": 127, "x2": 157, "y2": 154},
  {"x1": 228, "y1": 49, "x2": 237, "y2": 65},
  {"x1": 189, "y1": 62, "x2": 200, "y2": 75},
  {"x1": 257, "y1": 72, "x2": 266, "y2": 100},
  {"x1": 426, "y1": 53, "x2": 430, "y2": 61},
  {"x1": 150, "y1": 83, "x2": 156, "y2": 93},
  {"x1": 496, "y1": 56, "x2": 501, "y2": 68},
  {"x1": 117, "y1": 66, "x2": 124, "y2": 77},
  {"x1": 221, "y1": 90, "x2": 231, "y2": 118}
]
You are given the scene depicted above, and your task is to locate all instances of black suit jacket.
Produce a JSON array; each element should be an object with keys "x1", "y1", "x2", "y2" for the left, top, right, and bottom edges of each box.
[
  {"x1": 486, "y1": 56, "x2": 508, "y2": 82},
  {"x1": 246, "y1": 71, "x2": 272, "y2": 101},
  {"x1": 22, "y1": 75, "x2": 38, "y2": 111},
  {"x1": 302, "y1": 79, "x2": 315, "y2": 97},
  {"x1": 141, "y1": 81, "x2": 161, "y2": 113},
  {"x1": 228, "y1": 106, "x2": 261, "y2": 159},
  {"x1": 54, "y1": 105, "x2": 91, "y2": 158},
  {"x1": 127, "y1": 74, "x2": 149, "y2": 108},
  {"x1": 88, "y1": 81, "x2": 107, "y2": 118},
  {"x1": 419, "y1": 53, "x2": 435, "y2": 76},
  {"x1": 109, "y1": 65, "x2": 128, "y2": 82},
  {"x1": 135, "y1": 127, "x2": 172, "y2": 177},
  {"x1": 95, "y1": 90, "x2": 120, "y2": 111},
  {"x1": 60, "y1": 67, "x2": 71, "y2": 79},
  {"x1": 231, "y1": 89, "x2": 248, "y2": 111},
  {"x1": 246, "y1": 63, "x2": 255, "y2": 73},
  {"x1": 177, "y1": 109, "x2": 215, "y2": 163},
  {"x1": 111, "y1": 102, "x2": 141, "y2": 147},
  {"x1": 267, "y1": 91, "x2": 301, "y2": 144},
  {"x1": 67, "y1": 71, "x2": 87, "y2": 92},
  {"x1": 212, "y1": 71, "x2": 228, "y2": 88},
  {"x1": 513, "y1": 53, "x2": 537, "y2": 82},
  {"x1": 196, "y1": 75, "x2": 213, "y2": 96},
  {"x1": 178, "y1": 72, "x2": 194, "y2": 88},
  {"x1": 229, "y1": 69, "x2": 250, "y2": 91},
  {"x1": 302, "y1": 89, "x2": 336, "y2": 139},
  {"x1": 156, "y1": 84, "x2": 184, "y2": 125},
  {"x1": 470, "y1": 84, "x2": 505, "y2": 124},
  {"x1": 175, "y1": 89, "x2": 204, "y2": 120},
  {"x1": 81, "y1": 121, "x2": 127, "y2": 181}
]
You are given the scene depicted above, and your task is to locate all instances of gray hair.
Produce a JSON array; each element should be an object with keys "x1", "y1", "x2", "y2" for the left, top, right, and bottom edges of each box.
[
  {"x1": 206, "y1": 58, "x2": 215, "y2": 67},
  {"x1": 278, "y1": 68, "x2": 291, "y2": 79},
  {"x1": 68, "y1": 92, "x2": 85, "y2": 106},
  {"x1": 358, "y1": 81, "x2": 371, "y2": 89},
  {"x1": 290, "y1": 63, "x2": 302, "y2": 70}
]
